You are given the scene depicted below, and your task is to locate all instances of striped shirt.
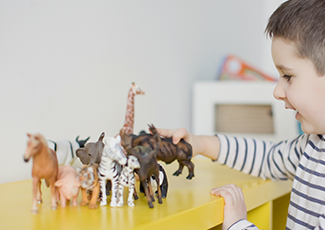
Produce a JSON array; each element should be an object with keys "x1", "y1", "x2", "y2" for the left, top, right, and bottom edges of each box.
[{"x1": 216, "y1": 133, "x2": 325, "y2": 230}]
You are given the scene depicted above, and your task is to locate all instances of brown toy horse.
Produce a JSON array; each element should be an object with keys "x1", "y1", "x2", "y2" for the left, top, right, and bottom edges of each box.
[{"x1": 23, "y1": 133, "x2": 59, "y2": 214}]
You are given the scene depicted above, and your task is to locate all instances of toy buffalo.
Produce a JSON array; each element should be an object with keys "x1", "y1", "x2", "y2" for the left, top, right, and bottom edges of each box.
[
  {"x1": 131, "y1": 125, "x2": 195, "y2": 180},
  {"x1": 120, "y1": 126, "x2": 163, "y2": 208}
]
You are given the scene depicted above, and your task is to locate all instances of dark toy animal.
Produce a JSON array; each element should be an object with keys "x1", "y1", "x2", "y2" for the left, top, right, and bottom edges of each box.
[
  {"x1": 76, "y1": 132, "x2": 105, "y2": 165},
  {"x1": 139, "y1": 162, "x2": 168, "y2": 198},
  {"x1": 120, "y1": 126, "x2": 163, "y2": 208},
  {"x1": 131, "y1": 125, "x2": 195, "y2": 180}
]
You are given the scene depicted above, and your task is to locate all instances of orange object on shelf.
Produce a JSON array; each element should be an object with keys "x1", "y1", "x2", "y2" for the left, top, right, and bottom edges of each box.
[{"x1": 217, "y1": 55, "x2": 277, "y2": 82}]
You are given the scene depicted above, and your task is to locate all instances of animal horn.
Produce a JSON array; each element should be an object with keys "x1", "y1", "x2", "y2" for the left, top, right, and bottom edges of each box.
[
  {"x1": 76, "y1": 136, "x2": 80, "y2": 142},
  {"x1": 99, "y1": 132, "x2": 105, "y2": 140}
]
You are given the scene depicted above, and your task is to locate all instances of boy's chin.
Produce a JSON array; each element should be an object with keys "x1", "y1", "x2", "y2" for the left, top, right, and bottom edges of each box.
[{"x1": 300, "y1": 124, "x2": 322, "y2": 135}]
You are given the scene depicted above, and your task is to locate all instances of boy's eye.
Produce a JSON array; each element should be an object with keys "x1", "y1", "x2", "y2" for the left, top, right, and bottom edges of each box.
[{"x1": 282, "y1": 74, "x2": 292, "y2": 82}]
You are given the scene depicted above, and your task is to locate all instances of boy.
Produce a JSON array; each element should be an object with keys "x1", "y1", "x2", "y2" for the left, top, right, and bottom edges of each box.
[{"x1": 157, "y1": 0, "x2": 325, "y2": 229}]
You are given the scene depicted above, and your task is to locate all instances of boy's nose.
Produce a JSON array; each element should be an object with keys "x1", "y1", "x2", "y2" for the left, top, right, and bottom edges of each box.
[{"x1": 273, "y1": 79, "x2": 286, "y2": 101}]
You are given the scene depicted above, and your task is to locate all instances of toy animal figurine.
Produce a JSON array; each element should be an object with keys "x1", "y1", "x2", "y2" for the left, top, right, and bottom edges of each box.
[
  {"x1": 132, "y1": 125, "x2": 195, "y2": 180},
  {"x1": 118, "y1": 82, "x2": 145, "y2": 156},
  {"x1": 121, "y1": 82, "x2": 145, "y2": 135},
  {"x1": 139, "y1": 162, "x2": 168, "y2": 199},
  {"x1": 98, "y1": 135, "x2": 127, "y2": 207},
  {"x1": 116, "y1": 155, "x2": 140, "y2": 207},
  {"x1": 48, "y1": 136, "x2": 90, "y2": 168},
  {"x1": 77, "y1": 164, "x2": 100, "y2": 209},
  {"x1": 120, "y1": 127, "x2": 163, "y2": 209},
  {"x1": 76, "y1": 132, "x2": 112, "y2": 196},
  {"x1": 23, "y1": 133, "x2": 59, "y2": 214},
  {"x1": 76, "y1": 132, "x2": 105, "y2": 165},
  {"x1": 54, "y1": 165, "x2": 80, "y2": 207}
]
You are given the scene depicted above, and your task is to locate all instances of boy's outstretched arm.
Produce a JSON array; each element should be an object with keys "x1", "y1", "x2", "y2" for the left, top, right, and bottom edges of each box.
[
  {"x1": 156, "y1": 127, "x2": 220, "y2": 160},
  {"x1": 211, "y1": 184, "x2": 258, "y2": 230}
]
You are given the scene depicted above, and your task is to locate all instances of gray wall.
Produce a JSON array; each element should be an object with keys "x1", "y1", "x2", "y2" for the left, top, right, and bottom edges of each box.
[{"x1": 0, "y1": 0, "x2": 284, "y2": 183}]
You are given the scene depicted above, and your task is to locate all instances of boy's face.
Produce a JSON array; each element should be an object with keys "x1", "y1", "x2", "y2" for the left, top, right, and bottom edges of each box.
[{"x1": 272, "y1": 37, "x2": 325, "y2": 134}]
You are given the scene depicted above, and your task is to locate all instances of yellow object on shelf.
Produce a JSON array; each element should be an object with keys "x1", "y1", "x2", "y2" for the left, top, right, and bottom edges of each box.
[{"x1": 0, "y1": 158, "x2": 292, "y2": 230}]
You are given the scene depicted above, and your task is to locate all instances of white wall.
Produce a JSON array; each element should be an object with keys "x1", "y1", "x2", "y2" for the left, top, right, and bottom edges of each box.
[{"x1": 0, "y1": 0, "x2": 285, "y2": 184}]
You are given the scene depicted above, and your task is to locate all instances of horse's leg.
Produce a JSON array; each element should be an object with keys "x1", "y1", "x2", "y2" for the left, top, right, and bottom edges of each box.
[
  {"x1": 50, "y1": 182, "x2": 57, "y2": 210},
  {"x1": 153, "y1": 171, "x2": 162, "y2": 204},
  {"x1": 141, "y1": 181, "x2": 153, "y2": 208},
  {"x1": 173, "y1": 162, "x2": 184, "y2": 176},
  {"x1": 99, "y1": 177, "x2": 107, "y2": 206},
  {"x1": 37, "y1": 179, "x2": 42, "y2": 203},
  {"x1": 31, "y1": 177, "x2": 39, "y2": 214}
]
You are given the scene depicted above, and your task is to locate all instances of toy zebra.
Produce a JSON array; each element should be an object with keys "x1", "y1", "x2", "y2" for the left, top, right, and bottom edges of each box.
[
  {"x1": 98, "y1": 135, "x2": 127, "y2": 207},
  {"x1": 116, "y1": 155, "x2": 140, "y2": 207}
]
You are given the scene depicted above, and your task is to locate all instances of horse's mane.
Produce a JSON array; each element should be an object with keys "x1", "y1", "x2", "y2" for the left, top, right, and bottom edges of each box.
[{"x1": 34, "y1": 133, "x2": 49, "y2": 149}]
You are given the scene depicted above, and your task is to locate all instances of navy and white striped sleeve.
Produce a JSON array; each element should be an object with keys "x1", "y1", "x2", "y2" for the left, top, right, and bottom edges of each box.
[
  {"x1": 228, "y1": 219, "x2": 259, "y2": 230},
  {"x1": 215, "y1": 134, "x2": 309, "y2": 180}
]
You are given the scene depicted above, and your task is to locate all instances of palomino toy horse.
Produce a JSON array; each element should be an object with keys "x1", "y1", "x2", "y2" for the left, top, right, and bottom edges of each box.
[{"x1": 23, "y1": 133, "x2": 59, "y2": 214}]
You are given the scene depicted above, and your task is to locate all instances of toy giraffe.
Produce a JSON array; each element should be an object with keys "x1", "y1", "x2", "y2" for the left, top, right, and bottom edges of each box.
[{"x1": 121, "y1": 82, "x2": 145, "y2": 135}]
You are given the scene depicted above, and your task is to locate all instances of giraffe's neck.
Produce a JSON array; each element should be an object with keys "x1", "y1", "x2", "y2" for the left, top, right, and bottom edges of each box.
[{"x1": 122, "y1": 89, "x2": 135, "y2": 134}]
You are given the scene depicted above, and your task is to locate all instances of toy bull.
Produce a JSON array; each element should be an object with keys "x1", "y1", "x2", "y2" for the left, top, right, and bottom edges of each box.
[{"x1": 132, "y1": 125, "x2": 195, "y2": 179}]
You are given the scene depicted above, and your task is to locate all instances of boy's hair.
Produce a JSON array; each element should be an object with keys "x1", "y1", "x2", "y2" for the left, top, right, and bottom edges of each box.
[{"x1": 265, "y1": 0, "x2": 325, "y2": 75}]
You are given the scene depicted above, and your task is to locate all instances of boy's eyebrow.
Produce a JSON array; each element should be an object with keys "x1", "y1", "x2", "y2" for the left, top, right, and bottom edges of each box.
[{"x1": 276, "y1": 64, "x2": 292, "y2": 71}]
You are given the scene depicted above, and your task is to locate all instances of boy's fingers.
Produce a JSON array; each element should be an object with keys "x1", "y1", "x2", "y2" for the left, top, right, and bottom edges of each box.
[
  {"x1": 156, "y1": 128, "x2": 187, "y2": 144},
  {"x1": 210, "y1": 184, "x2": 244, "y2": 203},
  {"x1": 156, "y1": 128, "x2": 175, "y2": 137}
]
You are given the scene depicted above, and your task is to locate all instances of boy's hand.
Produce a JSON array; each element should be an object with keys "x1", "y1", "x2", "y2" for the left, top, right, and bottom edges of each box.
[
  {"x1": 211, "y1": 184, "x2": 247, "y2": 230},
  {"x1": 156, "y1": 127, "x2": 190, "y2": 145}
]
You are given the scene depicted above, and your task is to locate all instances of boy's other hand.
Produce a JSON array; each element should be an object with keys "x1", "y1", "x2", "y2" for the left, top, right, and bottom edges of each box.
[{"x1": 211, "y1": 184, "x2": 247, "y2": 230}]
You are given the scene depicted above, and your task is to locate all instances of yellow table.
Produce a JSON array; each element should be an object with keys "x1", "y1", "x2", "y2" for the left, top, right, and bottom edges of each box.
[{"x1": 0, "y1": 158, "x2": 292, "y2": 230}]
